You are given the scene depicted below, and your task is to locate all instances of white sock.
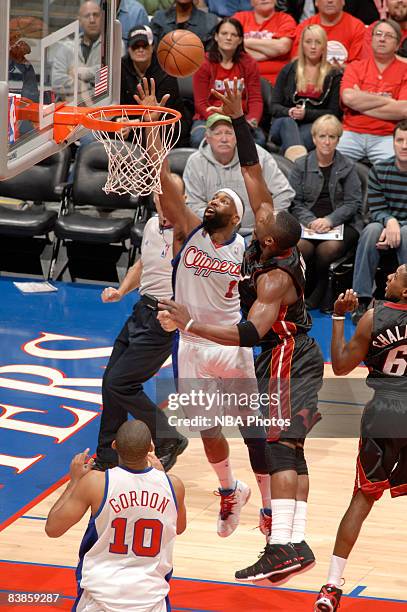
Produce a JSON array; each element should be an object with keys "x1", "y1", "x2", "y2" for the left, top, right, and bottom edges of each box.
[
  {"x1": 327, "y1": 555, "x2": 347, "y2": 588},
  {"x1": 268, "y1": 499, "x2": 296, "y2": 545},
  {"x1": 291, "y1": 500, "x2": 307, "y2": 544},
  {"x1": 255, "y1": 473, "x2": 271, "y2": 509},
  {"x1": 210, "y1": 458, "x2": 236, "y2": 490}
]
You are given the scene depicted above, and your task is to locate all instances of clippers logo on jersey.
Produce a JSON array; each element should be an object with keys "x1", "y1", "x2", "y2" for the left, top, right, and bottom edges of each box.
[{"x1": 183, "y1": 245, "x2": 241, "y2": 278}]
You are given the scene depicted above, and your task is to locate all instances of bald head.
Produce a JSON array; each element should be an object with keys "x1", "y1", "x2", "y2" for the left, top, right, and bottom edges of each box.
[{"x1": 114, "y1": 420, "x2": 152, "y2": 464}]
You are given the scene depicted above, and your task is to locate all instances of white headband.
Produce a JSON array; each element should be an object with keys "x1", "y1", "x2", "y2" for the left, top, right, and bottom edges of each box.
[{"x1": 215, "y1": 188, "x2": 244, "y2": 223}]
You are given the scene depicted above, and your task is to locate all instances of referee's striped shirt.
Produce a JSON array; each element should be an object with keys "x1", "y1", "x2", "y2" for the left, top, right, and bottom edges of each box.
[{"x1": 368, "y1": 156, "x2": 407, "y2": 227}]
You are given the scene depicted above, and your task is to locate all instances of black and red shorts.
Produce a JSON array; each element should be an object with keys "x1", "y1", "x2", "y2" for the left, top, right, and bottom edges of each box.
[
  {"x1": 255, "y1": 334, "x2": 324, "y2": 441},
  {"x1": 354, "y1": 395, "x2": 407, "y2": 500}
]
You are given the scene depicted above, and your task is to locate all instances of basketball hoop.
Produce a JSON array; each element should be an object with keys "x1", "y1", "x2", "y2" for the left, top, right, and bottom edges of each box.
[
  {"x1": 15, "y1": 99, "x2": 181, "y2": 198},
  {"x1": 75, "y1": 105, "x2": 181, "y2": 197}
]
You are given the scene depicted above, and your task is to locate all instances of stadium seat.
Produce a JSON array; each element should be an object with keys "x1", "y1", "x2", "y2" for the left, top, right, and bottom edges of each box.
[
  {"x1": 50, "y1": 142, "x2": 146, "y2": 283},
  {"x1": 167, "y1": 147, "x2": 196, "y2": 176},
  {"x1": 270, "y1": 153, "x2": 293, "y2": 179},
  {"x1": 0, "y1": 149, "x2": 71, "y2": 277}
]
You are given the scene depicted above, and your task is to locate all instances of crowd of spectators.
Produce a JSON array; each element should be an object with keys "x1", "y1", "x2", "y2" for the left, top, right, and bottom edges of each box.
[{"x1": 12, "y1": 0, "x2": 407, "y2": 316}]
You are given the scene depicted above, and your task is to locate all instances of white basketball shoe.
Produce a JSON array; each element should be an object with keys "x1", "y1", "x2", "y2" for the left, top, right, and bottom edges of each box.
[{"x1": 216, "y1": 480, "x2": 251, "y2": 537}]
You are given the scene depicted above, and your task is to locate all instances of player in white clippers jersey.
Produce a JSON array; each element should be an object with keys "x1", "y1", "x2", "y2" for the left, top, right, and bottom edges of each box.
[
  {"x1": 45, "y1": 420, "x2": 186, "y2": 612},
  {"x1": 132, "y1": 78, "x2": 271, "y2": 541}
]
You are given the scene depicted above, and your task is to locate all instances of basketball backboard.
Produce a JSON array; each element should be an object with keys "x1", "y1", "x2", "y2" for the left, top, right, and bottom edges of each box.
[{"x1": 0, "y1": 0, "x2": 121, "y2": 180}]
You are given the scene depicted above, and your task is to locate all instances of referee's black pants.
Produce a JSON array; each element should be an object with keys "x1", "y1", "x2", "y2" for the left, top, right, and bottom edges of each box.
[{"x1": 97, "y1": 299, "x2": 181, "y2": 464}]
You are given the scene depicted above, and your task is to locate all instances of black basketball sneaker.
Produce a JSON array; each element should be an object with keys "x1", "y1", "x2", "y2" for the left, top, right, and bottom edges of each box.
[
  {"x1": 267, "y1": 540, "x2": 316, "y2": 586},
  {"x1": 235, "y1": 543, "x2": 301, "y2": 582}
]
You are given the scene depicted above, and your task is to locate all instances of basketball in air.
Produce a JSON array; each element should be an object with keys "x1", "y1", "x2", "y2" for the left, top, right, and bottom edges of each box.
[{"x1": 157, "y1": 30, "x2": 205, "y2": 78}]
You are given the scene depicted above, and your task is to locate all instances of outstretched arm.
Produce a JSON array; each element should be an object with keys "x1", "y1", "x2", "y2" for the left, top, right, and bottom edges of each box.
[
  {"x1": 209, "y1": 79, "x2": 274, "y2": 216},
  {"x1": 158, "y1": 269, "x2": 291, "y2": 345},
  {"x1": 135, "y1": 78, "x2": 200, "y2": 238},
  {"x1": 331, "y1": 290, "x2": 373, "y2": 375}
]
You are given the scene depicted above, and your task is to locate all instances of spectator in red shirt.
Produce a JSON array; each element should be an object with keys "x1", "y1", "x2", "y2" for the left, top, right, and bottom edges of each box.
[
  {"x1": 233, "y1": 0, "x2": 297, "y2": 84},
  {"x1": 362, "y1": 0, "x2": 407, "y2": 60},
  {"x1": 191, "y1": 17, "x2": 265, "y2": 147},
  {"x1": 338, "y1": 19, "x2": 407, "y2": 164},
  {"x1": 291, "y1": 0, "x2": 366, "y2": 66}
]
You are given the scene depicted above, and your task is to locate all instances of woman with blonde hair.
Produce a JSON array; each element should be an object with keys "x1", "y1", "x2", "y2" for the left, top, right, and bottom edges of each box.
[
  {"x1": 270, "y1": 24, "x2": 342, "y2": 161},
  {"x1": 289, "y1": 114, "x2": 363, "y2": 311}
]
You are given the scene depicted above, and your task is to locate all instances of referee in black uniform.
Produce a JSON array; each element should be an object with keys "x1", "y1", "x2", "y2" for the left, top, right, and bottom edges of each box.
[{"x1": 95, "y1": 185, "x2": 187, "y2": 471}]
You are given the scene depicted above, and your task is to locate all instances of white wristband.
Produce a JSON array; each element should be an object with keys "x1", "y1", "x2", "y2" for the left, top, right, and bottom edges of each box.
[
  {"x1": 332, "y1": 314, "x2": 346, "y2": 320},
  {"x1": 184, "y1": 318, "x2": 194, "y2": 332}
]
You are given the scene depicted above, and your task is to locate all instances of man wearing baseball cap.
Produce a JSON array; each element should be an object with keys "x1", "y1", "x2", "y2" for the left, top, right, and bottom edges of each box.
[
  {"x1": 120, "y1": 24, "x2": 190, "y2": 145},
  {"x1": 183, "y1": 112, "x2": 295, "y2": 229}
]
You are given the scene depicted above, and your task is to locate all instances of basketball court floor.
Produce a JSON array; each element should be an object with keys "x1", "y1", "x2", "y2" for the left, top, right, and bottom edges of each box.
[{"x1": 0, "y1": 277, "x2": 406, "y2": 611}]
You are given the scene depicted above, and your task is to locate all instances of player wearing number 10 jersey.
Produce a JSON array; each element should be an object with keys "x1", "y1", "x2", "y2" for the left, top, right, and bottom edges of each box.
[
  {"x1": 45, "y1": 420, "x2": 186, "y2": 612},
  {"x1": 315, "y1": 265, "x2": 407, "y2": 612}
]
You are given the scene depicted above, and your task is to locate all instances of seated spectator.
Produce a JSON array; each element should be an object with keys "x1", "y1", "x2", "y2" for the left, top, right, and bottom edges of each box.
[
  {"x1": 289, "y1": 114, "x2": 363, "y2": 310},
  {"x1": 51, "y1": 0, "x2": 102, "y2": 101},
  {"x1": 121, "y1": 25, "x2": 190, "y2": 146},
  {"x1": 191, "y1": 18, "x2": 264, "y2": 148},
  {"x1": 270, "y1": 24, "x2": 342, "y2": 161},
  {"x1": 205, "y1": 0, "x2": 251, "y2": 18},
  {"x1": 345, "y1": 0, "x2": 385, "y2": 24},
  {"x1": 362, "y1": 0, "x2": 407, "y2": 59},
  {"x1": 351, "y1": 120, "x2": 407, "y2": 324},
  {"x1": 150, "y1": 0, "x2": 219, "y2": 48},
  {"x1": 276, "y1": 0, "x2": 316, "y2": 22},
  {"x1": 233, "y1": 0, "x2": 297, "y2": 85},
  {"x1": 183, "y1": 113, "x2": 295, "y2": 228},
  {"x1": 338, "y1": 19, "x2": 407, "y2": 164},
  {"x1": 117, "y1": 0, "x2": 149, "y2": 47},
  {"x1": 291, "y1": 0, "x2": 366, "y2": 66},
  {"x1": 52, "y1": 0, "x2": 102, "y2": 103}
]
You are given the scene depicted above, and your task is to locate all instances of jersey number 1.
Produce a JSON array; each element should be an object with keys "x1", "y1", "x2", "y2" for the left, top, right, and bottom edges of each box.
[
  {"x1": 109, "y1": 517, "x2": 163, "y2": 557},
  {"x1": 225, "y1": 280, "x2": 238, "y2": 299}
]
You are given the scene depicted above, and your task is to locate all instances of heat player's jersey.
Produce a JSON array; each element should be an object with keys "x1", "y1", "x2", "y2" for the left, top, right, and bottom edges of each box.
[
  {"x1": 365, "y1": 301, "x2": 407, "y2": 395},
  {"x1": 77, "y1": 466, "x2": 177, "y2": 612},
  {"x1": 239, "y1": 241, "x2": 311, "y2": 347},
  {"x1": 173, "y1": 224, "x2": 245, "y2": 340}
]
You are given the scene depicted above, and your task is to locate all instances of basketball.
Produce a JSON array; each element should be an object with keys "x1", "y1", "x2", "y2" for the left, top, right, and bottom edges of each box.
[
  {"x1": 9, "y1": 16, "x2": 44, "y2": 40},
  {"x1": 157, "y1": 30, "x2": 205, "y2": 78}
]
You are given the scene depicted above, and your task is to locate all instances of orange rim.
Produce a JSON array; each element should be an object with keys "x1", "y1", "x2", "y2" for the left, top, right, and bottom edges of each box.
[{"x1": 55, "y1": 104, "x2": 182, "y2": 131}]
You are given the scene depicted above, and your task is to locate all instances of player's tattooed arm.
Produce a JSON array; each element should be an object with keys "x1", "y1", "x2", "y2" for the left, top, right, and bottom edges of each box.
[{"x1": 331, "y1": 289, "x2": 373, "y2": 375}]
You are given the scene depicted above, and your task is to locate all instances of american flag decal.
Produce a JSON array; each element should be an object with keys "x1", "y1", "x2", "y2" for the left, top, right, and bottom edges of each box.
[{"x1": 94, "y1": 65, "x2": 109, "y2": 96}]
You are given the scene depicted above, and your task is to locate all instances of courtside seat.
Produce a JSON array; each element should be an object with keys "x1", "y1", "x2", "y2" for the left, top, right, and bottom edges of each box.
[
  {"x1": 0, "y1": 149, "x2": 71, "y2": 276},
  {"x1": 51, "y1": 141, "x2": 145, "y2": 282}
]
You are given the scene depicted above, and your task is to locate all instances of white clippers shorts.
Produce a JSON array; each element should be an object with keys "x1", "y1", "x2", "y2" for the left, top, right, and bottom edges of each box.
[
  {"x1": 75, "y1": 590, "x2": 168, "y2": 612},
  {"x1": 175, "y1": 333, "x2": 258, "y2": 431}
]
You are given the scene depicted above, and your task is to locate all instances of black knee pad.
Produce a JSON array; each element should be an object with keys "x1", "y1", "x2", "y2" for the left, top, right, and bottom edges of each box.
[
  {"x1": 266, "y1": 441, "x2": 297, "y2": 476},
  {"x1": 296, "y1": 445, "x2": 308, "y2": 476},
  {"x1": 241, "y1": 435, "x2": 268, "y2": 474}
]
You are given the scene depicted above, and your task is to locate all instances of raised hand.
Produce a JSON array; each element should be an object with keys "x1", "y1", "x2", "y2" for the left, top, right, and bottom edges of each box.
[
  {"x1": 207, "y1": 77, "x2": 244, "y2": 119},
  {"x1": 69, "y1": 448, "x2": 94, "y2": 482},
  {"x1": 333, "y1": 289, "x2": 358, "y2": 316},
  {"x1": 133, "y1": 77, "x2": 170, "y2": 121}
]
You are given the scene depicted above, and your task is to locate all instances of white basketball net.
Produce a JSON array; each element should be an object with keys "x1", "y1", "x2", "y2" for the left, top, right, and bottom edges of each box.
[{"x1": 88, "y1": 107, "x2": 181, "y2": 198}]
